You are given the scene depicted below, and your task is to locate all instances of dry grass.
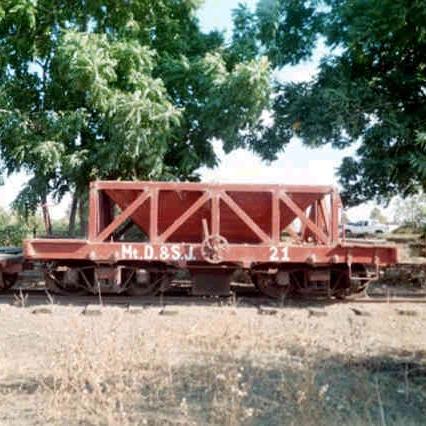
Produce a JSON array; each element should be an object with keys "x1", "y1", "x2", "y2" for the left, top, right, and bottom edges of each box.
[
  {"x1": 0, "y1": 303, "x2": 426, "y2": 425},
  {"x1": 41, "y1": 314, "x2": 426, "y2": 424}
]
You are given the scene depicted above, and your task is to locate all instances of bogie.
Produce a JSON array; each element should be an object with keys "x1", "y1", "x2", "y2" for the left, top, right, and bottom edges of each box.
[{"x1": 250, "y1": 263, "x2": 375, "y2": 299}]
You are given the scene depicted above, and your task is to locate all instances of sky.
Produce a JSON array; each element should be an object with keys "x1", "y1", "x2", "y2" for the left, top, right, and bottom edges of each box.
[{"x1": 0, "y1": 0, "x2": 391, "y2": 222}]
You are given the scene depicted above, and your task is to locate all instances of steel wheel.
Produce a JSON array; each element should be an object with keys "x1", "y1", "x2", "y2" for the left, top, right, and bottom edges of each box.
[
  {"x1": 126, "y1": 270, "x2": 171, "y2": 296},
  {"x1": 332, "y1": 265, "x2": 370, "y2": 300},
  {"x1": 329, "y1": 267, "x2": 350, "y2": 298},
  {"x1": 252, "y1": 272, "x2": 293, "y2": 299},
  {"x1": 0, "y1": 272, "x2": 18, "y2": 291},
  {"x1": 44, "y1": 268, "x2": 88, "y2": 296}
]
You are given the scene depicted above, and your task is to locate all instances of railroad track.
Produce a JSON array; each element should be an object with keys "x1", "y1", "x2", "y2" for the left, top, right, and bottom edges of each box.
[{"x1": 1, "y1": 283, "x2": 426, "y2": 307}]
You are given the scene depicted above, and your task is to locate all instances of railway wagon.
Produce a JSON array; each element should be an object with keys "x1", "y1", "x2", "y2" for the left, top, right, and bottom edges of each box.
[
  {"x1": 0, "y1": 248, "x2": 23, "y2": 291},
  {"x1": 24, "y1": 180, "x2": 398, "y2": 298}
]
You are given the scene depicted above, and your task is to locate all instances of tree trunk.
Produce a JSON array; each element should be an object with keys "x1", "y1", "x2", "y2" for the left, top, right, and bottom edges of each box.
[
  {"x1": 68, "y1": 192, "x2": 78, "y2": 236},
  {"x1": 79, "y1": 196, "x2": 86, "y2": 237},
  {"x1": 41, "y1": 195, "x2": 52, "y2": 236}
]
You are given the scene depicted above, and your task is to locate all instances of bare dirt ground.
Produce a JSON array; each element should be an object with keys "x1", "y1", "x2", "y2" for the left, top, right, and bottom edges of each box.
[{"x1": 0, "y1": 286, "x2": 425, "y2": 425}]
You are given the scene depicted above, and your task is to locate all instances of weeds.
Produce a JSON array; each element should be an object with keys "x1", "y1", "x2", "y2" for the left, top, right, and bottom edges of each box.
[
  {"x1": 0, "y1": 306, "x2": 425, "y2": 425},
  {"x1": 13, "y1": 289, "x2": 28, "y2": 307},
  {"x1": 26, "y1": 310, "x2": 425, "y2": 425}
]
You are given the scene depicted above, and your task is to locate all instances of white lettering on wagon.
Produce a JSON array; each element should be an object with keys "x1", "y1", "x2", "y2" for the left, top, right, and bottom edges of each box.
[
  {"x1": 158, "y1": 245, "x2": 196, "y2": 261},
  {"x1": 160, "y1": 246, "x2": 169, "y2": 260},
  {"x1": 121, "y1": 244, "x2": 139, "y2": 260},
  {"x1": 269, "y1": 246, "x2": 290, "y2": 262},
  {"x1": 120, "y1": 244, "x2": 196, "y2": 261},
  {"x1": 184, "y1": 245, "x2": 196, "y2": 261},
  {"x1": 171, "y1": 244, "x2": 180, "y2": 260},
  {"x1": 144, "y1": 245, "x2": 154, "y2": 260}
]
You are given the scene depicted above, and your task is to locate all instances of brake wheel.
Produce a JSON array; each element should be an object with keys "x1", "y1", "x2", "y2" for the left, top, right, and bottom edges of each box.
[{"x1": 201, "y1": 235, "x2": 228, "y2": 264}]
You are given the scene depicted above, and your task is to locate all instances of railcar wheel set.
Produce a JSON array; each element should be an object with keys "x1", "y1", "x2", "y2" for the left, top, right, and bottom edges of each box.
[{"x1": 0, "y1": 181, "x2": 398, "y2": 299}]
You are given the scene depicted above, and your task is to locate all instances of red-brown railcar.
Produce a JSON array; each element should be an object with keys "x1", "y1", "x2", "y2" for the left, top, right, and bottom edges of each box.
[
  {"x1": 0, "y1": 250, "x2": 23, "y2": 291},
  {"x1": 24, "y1": 181, "x2": 398, "y2": 298}
]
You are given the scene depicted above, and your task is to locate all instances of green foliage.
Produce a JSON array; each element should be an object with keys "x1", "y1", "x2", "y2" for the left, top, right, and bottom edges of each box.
[
  {"x1": 0, "y1": 207, "x2": 37, "y2": 246},
  {"x1": 56, "y1": 31, "x2": 180, "y2": 179},
  {"x1": 6, "y1": 0, "x2": 424, "y2": 212},
  {"x1": 240, "y1": 0, "x2": 426, "y2": 205},
  {"x1": 0, "y1": 0, "x2": 271, "y2": 214},
  {"x1": 0, "y1": 205, "x2": 71, "y2": 245},
  {"x1": 256, "y1": 0, "x2": 323, "y2": 66},
  {"x1": 0, "y1": 222, "x2": 29, "y2": 247},
  {"x1": 229, "y1": 4, "x2": 259, "y2": 64}
]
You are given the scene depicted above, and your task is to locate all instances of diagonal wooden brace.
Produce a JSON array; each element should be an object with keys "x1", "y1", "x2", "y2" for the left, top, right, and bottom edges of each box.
[
  {"x1": 279, "y1": 192, "x2": 329, "y2": 245},
  {"x1": 94, "y1": 190, "x2": 151, "y2": 242},
  {"x1": 158, "y1": 192, "x2": 210, "y2": 243},
  {"x1": 319, "y1": 198, "x2": 330, "y2": 235},
  {"x1": 220, "y1": 191, "x2": 271, "y2": 243}
]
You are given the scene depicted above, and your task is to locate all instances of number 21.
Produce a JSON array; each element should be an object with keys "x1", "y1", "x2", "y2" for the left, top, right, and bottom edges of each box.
[{"x1": 269, "y1": 246, "x2": 290, "y2": 262}]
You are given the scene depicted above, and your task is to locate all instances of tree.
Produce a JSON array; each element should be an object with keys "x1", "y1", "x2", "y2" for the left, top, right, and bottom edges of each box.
[
  {"x1": 0, "y1": 1, "x2": 271, "y2": 233},
  {"x1": 235, "y1": 0, "x2": 426, "y2": 206},
  {"x1": 0, "y1": 207, "x2": 43, "y2": 246},
  {"x1": 393, "y1": 194, "x2": 426, "y2": 229},
  {"x1": 369, "y1": 207, "x2": 387, "y2": 224}
]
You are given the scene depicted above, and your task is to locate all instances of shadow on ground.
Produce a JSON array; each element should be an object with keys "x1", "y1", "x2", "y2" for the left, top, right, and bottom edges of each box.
[{"x1": 1, "y1": 348, "x2": 425, "y2": 425}]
